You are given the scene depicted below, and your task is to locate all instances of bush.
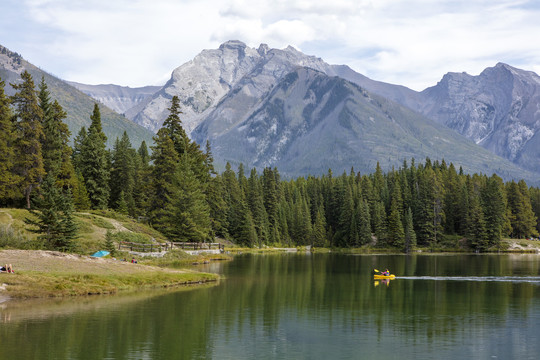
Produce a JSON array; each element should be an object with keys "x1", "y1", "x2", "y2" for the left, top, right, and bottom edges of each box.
[{"x1": 0, "y1": 225, "x2": 40, "y2": 250}]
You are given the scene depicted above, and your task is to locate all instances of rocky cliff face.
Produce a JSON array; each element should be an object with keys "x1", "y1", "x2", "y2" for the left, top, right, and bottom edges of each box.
[
  {"x1": 417, "y1": 63, "x2": 540, "y2": 172},
  {"x1": 67, "y1": 82, "x2": 161, "y2": 118},
  {"x1": 131, "y1": 40, "x2": 337, "y2": 133}
]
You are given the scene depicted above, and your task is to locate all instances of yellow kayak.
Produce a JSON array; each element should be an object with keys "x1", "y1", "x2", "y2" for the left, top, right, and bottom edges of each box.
[{"x1": 374, "y1": 274, "x2": 395, "y2": 280}]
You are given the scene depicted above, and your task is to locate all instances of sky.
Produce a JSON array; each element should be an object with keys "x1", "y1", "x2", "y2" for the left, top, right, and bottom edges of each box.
[{"x1": 1, "y1": 0, "x2": 540, "y2": 91}]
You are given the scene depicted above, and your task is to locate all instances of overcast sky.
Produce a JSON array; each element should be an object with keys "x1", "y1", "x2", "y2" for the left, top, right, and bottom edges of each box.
[{"x1": 1, "y1": 0, "x2": 540, "y2": 91}]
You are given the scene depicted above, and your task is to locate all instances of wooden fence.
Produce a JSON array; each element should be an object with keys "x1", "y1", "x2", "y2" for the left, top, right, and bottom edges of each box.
[{"x1": 118, "y1": 241, "x2": 224, "y2": 253}]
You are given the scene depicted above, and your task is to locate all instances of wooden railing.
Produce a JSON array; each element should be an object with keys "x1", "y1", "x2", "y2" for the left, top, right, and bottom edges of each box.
[{"x1": 118, "y1": 241, "x2": 224, "y2": 253}]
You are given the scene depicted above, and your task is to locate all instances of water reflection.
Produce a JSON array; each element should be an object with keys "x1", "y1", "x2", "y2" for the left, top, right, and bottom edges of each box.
[{"x1": 1, "y1": 253, "x2": 540, "y2": 359}]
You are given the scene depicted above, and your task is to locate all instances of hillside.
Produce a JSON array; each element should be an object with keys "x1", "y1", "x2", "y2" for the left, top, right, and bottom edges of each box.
[
  {"x1": 0, "y1": 208, "x2": 167, "y2": 254},
  {"x1": 0, "y1": 45, "x2": 154, "y2": 148}
]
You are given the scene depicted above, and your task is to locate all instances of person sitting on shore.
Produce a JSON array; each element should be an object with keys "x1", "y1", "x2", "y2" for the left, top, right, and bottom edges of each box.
[{"x1": 0, "y1": 264, "x2": 13, "y2": 273}]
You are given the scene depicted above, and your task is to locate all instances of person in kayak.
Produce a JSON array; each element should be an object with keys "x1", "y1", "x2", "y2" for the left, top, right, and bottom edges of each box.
[{"x1": 381, "y1": 269, "x2": 390, "y2": 276}]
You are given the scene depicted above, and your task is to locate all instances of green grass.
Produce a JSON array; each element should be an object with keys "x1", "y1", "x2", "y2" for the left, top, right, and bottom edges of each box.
[
  {"x1": 78, "y1": 213, "x2": 115, "y2": 230},
  {"x1": 140, "y1": 249, "x2": 231, "y2": 268},
  {"x1": 2, "y1": 269, "x2": 219, "y2": 298}
]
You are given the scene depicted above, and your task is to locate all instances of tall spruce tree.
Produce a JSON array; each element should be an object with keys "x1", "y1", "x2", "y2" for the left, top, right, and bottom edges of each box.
[
  {"x1": 404, "y1": 207, "x2": 416, "y2": 252},
  {"x1": 507, "y1": 181, "x2": 538, "y2": 238},
  {"x1": 387, "y1": 194, "x2": 405, "y2": 248},
  {"x1": 166, "y1": 154, "x2": 211, "y2": 242},
  {"x1": 80, "y1": 104, "x2": 110, "y2": 209},
  {"x1": 110, "y1": 132, "x2": 136, "y2": 214},
  {"x1": 149, "y1": 128, "x2": 179, "y2": 234},
  {"x1": 312, "y1": 205, "x2": 327, "y2": 247},
  {"x1": 247, "y1": 168, "x2": 269, "y2": 247},
  {"x1": 11, "y1": 71, "x2": 45, "y2": 208},
  {"x1": 39, "y1": 79, "x2": 75, "y2": 189},
  {"x1": 0, "y1": 79, "x2": 19, "y2": 203},
  {"x1": 72, "y1": 171, "x2": 91, "y2": 210},
  {"x1": 262, "y1": 167, "x2": 279, "y2": 242},
  {"x1": 357, "y1": 199, "x2": 372, "y2": 245},
  {"x1": 467, "y1": 192, "x2": 488, "y2": 251},
  {"x1": 72, "y1": 126, "x2": 87, "y2": 171},
  {"x1": 481, "y1": 175, "x2": 507, "y2": 246},
  {"x1": 138, "y1": 140, "x2": 150, "y2": 166},
  {"x1": 207, "y1": 174, "x2": 229, "y2": 239}
]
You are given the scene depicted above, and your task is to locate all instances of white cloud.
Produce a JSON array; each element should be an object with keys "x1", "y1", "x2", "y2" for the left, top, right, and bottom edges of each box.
[{"x1": 2, "y1": 0, "x2": 540, "y2": 90}]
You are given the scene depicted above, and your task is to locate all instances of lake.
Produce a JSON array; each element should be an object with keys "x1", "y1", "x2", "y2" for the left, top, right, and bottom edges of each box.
[{"x1": 1, "y1": 253, "x2": 540, "y2": 359}]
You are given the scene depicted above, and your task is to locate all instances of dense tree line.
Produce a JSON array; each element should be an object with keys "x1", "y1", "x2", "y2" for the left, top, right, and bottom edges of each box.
[{"x1": 1, "y1": 73, "x2": 539, "y2": 252}]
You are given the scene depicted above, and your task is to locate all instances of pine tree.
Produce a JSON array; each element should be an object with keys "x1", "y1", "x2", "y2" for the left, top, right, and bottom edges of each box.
[
  {"x1": 116, "y1": 190, "x2": 128, "y2": 215},
  {"x1": 443, "y1": 163, "x2": 461, "y2": 234},
  {"x1": 25, "y1": 173, "x2": 78, "y2": 251},
  {"x1": 163, "y1": 95, "x2": 189, "y2": 155},
  {"x1": 149, "y1": 128, "x2": 179, "y2": 234},
  {"x1": 238, "y1": 210, "x2": 258, "y2": 247},
  {"x1": 11, "y1": 71, "x2": 45, "y2": 208},
  {"x1": 312, "y1": 205, "x2": 327, "y2": 247},
  {"x1": 39, "y1": 81, "x2": 75, "y2": 190},
  {"x1": 467, "y1": 192, "x2": 488, "y2": 251},
  {"x1": 404, "y1": 207, "x2": 416, "y2": 252},
  {"x1": 207, "y1": 174, "x2": 229, "y2": 239},
  {"x1": 481, "y1": 175, "x2": 507, "y2": 247},
  {"x1": 357, "y1": 199, "x2": 372, "y2": 245},
  {"x1": 162, "y1": 95, "x2": 209, "y2": 185},
  {"x1": 0, "y1": 79, "x2": 19, "y2": 202},
  {"x1": 72, "y1": 126, "x2": 87, "y2": 171},
  {"x1": 416, "y1": 166, "x2": 444, "y2": 247},
  {"x1": 39, "y1": 77, "x2": 63, "y2": 175},
  {"x1": 110, "y1": 132, "x2": 136, "y2": 214},
  {"x1": 138, "y1": 140, "x2": 150, "y2": 166},
  {"x1": 247, "y1": 168, "x2": 269, "y2": 247},
  {"x1": 530, "y1": 187, "x2": 540, "y2": 235},
  {"x1": 166, "y1": 154, "x2": 211, "y2": 242},
  {"x1": 80, "y1": 104, "x2": 110, "y2": 209},
  {"x1": 507, "y1": 181, "x2": 538, "y2": 238},
  {"x1": 387, "y1": 176, "x2": 404, "y2": 247},
  {"x1": 72, "y1": 171, "x2": 91, "y2": 210},
  {"x1": 263, "y1": 167, "x2": 279, "y2": 241},
  {"x1": 372, "y1": 201, "x2": 387, "y2": 245},
  {"x1": 222, "y1": 163, "x2": 247, "y2": 242},
  {"x1": 335, "y1": 179, "x2": 355, "y2": 247},
  {"x1": 387, "y1": 194, "x2": 405, "y2": 248}
]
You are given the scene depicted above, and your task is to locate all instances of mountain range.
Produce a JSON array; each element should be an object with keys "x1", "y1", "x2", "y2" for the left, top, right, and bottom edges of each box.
[{"x1": 2, "y1": 41, "x2": 540, "y2": 183}]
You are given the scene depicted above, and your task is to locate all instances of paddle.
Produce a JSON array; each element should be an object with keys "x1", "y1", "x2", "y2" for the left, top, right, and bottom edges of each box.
[{"x1": 374, "y1": 269, "x2": 379, "y2": 273}]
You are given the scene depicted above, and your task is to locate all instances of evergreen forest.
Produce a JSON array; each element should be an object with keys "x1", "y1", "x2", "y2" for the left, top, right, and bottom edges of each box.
[{"x1": 1, "y1": 72, "x2": 540, "y2": 253}]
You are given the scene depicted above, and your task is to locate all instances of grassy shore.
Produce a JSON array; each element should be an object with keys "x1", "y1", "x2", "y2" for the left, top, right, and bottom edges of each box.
[{"x1": 0, "y1": 250, "x2": 219, "y2": 299}]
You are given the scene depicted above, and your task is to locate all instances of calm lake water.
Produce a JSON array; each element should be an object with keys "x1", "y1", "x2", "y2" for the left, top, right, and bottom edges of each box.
[{"x1": 2, "y1": 253, "x2": 540, "y2": 359}]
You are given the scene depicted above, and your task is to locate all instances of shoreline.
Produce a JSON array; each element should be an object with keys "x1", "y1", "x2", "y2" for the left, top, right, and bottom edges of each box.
[{"x1": 0, "y1": 249, "x2": 219, "y2": 300}]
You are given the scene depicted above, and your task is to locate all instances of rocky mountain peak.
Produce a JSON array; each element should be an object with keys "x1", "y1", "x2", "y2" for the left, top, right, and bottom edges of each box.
[
  {"x1": 219, "y1": 40, "x2": 247, "y2": 49},
  {"x1": 132, "y1": 41, "x2": 336, "y2": 133},
  {"x1": 258, "y1": 43, "x2": 270, "y2": 56}
]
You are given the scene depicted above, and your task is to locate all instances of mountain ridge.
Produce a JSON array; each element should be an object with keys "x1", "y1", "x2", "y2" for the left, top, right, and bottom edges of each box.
[{"x1": 0, "y1": 44, "x2": 155, "y2": 148}]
